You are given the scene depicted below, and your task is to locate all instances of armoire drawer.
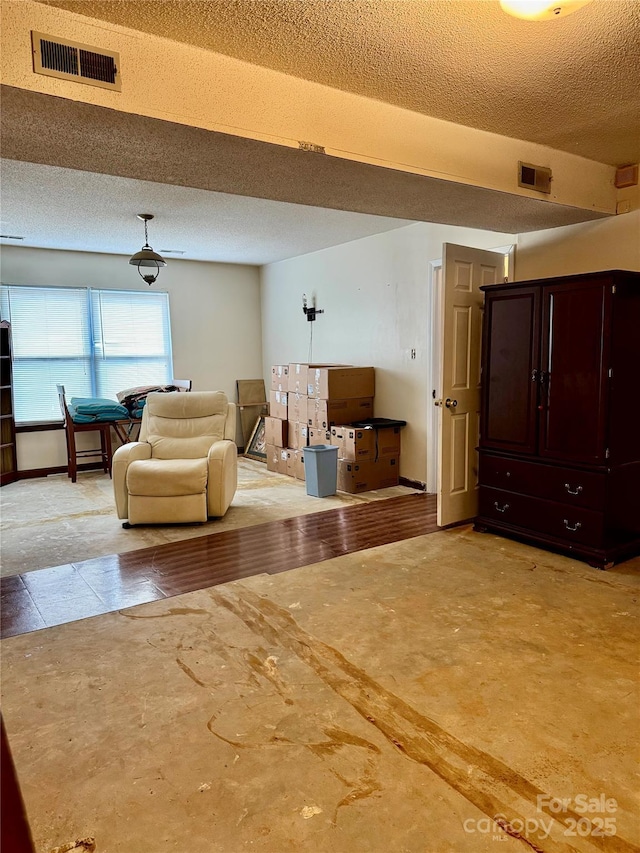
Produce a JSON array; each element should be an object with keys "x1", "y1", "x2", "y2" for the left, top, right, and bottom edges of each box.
[
  {"x1": 479, "y1": 454, "x2": 605, "y2": 511},
  {"x1": 479, "y1": 486, "x2": 605, "y2": 549}
]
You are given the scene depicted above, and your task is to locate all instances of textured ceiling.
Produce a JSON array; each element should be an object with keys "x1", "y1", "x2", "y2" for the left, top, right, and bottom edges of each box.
[
  {"x1": 1, "y1": 86, "x2": 608, "y2": 248},
  {"x1": 4, "y1": 1, "x2": 635, "y2": 263},
  {"x1": 0, "y1": 160, "x2": 416, "y2": 264},
  {"x1": 38, "y1": 0, "x2": 640, "y2": 166}
]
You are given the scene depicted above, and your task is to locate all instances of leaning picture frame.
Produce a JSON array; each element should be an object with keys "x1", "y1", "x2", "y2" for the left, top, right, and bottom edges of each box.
[{"x1": 244, "y1": 416, "x2": 267, "y2": 462}]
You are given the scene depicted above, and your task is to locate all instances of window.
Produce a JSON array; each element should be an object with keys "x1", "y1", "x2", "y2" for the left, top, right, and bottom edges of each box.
[{"x1": 0, "y1": 285, "x2": 173, "y2": 423}]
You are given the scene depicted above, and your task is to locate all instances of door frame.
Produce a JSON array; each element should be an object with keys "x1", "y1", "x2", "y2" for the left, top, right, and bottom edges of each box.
[{"x1": 426, "y1": 259, "x2": 442, "y2": 494}]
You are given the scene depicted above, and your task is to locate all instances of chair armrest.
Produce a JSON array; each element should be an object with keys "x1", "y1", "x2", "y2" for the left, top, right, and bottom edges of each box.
[
  {"x1": 207, "y1": 440, "x2": 238, "y2": 517},
  {"x1": 224, "y1": 402, "x2": 236, "y2": 441},
  {"x1": 112, "y1": 442, "x2": 152, "y2": 519}
]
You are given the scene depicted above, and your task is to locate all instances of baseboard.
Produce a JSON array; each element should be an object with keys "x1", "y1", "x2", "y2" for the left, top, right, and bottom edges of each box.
[
  {"x1": 17, "y1": 462, "x2": 103, "y2": 480},
  {"x1": 19, "y1": 465, "x2": 425, "y2": 488},
  {"x1": 399, "y1": 476, "x2": 426, "y2": 491}
]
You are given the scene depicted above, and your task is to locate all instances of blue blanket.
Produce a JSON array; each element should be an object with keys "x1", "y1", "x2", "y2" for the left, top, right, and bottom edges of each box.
[{"x1": 69, "y1": 397, "x2": 130, "y2": 423}]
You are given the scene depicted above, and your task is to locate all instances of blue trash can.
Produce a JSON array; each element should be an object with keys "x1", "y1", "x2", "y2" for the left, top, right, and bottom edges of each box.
[{"x1": 304, "y1": 445, "x2": 338, "y2": 497}]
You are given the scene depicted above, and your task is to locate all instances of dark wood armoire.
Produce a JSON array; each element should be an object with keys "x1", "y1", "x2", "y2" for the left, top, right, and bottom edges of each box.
[{"x1": 475, "y1": 269, "x2": 640, "y2": 569}]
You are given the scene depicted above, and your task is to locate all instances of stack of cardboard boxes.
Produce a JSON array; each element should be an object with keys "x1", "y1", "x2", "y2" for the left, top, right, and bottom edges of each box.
[
  {"x1": 266, "y1": 363, "x2": 401, "y2": 492},
  {"x1": 331, "y1": 423, "x2": 402, "y2": 493}
]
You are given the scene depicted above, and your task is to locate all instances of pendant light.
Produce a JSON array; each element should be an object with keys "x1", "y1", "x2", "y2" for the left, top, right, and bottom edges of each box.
[{"x1": 129, "y1": 213, "x2": 167, "y2": 285}]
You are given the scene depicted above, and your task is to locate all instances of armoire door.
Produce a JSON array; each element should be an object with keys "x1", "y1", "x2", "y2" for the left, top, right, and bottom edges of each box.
[
  {"x1": 480, "y1": 286, "x2": 540, "y2": 455},
  {"x1": 539, "y1": 280, "x2": 610, "y2": 464}
]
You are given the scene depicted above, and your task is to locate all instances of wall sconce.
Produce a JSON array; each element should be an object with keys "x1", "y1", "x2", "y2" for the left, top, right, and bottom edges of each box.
[
  {"x1": 129, "y1": 213, "x2": 167, "y2": 285},
  {"x1": 302, "y1": 293, "x2": 324, "y2": 322}
]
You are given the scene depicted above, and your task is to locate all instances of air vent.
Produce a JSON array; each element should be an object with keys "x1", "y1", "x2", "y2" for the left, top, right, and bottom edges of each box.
[
  {"x1": 32, "y1": 31, "x2": 121, "y2": 91},
  {"x1": 518, "y1": 161, "x2": 552, "y2": 194},
  {"x1": 614, "y1": 164, "x2": 638, "y2": 189}
]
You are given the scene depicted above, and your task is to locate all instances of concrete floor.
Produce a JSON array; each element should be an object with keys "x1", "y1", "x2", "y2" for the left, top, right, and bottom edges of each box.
[
  {"x1": 0, "y1": 460, "x2": 418, "y2": 577},
  {"x1": 2, "y1": 526, "x2": 639, "y2": 852}
]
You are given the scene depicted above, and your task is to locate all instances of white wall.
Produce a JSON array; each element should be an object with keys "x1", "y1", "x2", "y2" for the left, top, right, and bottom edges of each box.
[
  {"x1": 0, "y1": 246, "x2": 262, "y2": 470},
  {"x1": 261, "y1": 222, "x2": 515, "y2": 486},
  {"x1": 515, "y1": 210, "x2": 640, "y2": 280}
]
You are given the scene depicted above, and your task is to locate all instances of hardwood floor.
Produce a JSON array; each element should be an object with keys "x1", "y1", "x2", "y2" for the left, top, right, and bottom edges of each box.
[{"x1": 1, "y1": 493, "x2": 438, "y2": 639}]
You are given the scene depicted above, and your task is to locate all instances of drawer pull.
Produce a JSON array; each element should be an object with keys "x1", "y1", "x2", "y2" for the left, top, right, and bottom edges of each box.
[
  {"x1": 494, "y1": 502, "x2": 510, "y2": 513},
  {"x1": 563, "y1": 519, "x2": 582, "y2": 532},
  {"x1": 564, "y1": 483, "x2": 583, "y2": 496}
]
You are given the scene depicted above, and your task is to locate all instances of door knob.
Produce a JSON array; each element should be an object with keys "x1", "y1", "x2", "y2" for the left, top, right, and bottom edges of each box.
[
  {"x1": 434, "y1": 399, "x2": 443, "y2": 407},
  {"x1": 445, "y1": 398, "x2": 458, "y2": 409}
]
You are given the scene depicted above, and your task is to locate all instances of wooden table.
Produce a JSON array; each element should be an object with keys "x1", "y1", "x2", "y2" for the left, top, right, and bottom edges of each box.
[{"x1": 112, "y1": 418, "x2": 141, "y2": 446}]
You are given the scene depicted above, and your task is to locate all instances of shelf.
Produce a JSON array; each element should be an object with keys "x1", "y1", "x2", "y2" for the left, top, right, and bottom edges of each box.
[{"x1": 0, "y1": 321, "x2": 17, "y2": 485}]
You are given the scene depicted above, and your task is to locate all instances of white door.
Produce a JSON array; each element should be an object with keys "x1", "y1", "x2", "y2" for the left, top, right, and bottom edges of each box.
[{"x1": 437, "y1": 244, "x2": 506, "y2": 527}]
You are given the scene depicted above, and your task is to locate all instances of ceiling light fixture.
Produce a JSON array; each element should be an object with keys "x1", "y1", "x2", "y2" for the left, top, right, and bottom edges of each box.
[
  {"x1": 499, "y1": 0, "x2": 594, "y2": 20},
  {"x1": 128, "y1": 213, "x2": 166, "y2": 285}
]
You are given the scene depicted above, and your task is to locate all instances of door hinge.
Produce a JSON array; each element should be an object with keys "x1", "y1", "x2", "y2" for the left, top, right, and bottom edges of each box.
[
  {"x1": 608, "y1": 368, "x2": 613, "y2": 378},
  {"x1": 612, "y1": 285, "x2": 617, "y2": 294},
  {"x1": 605, "y1": 448, "x2": 610, "y2": 459}
]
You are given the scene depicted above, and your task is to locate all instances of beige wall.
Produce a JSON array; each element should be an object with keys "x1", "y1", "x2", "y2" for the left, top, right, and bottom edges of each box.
[
  {"x1": 515, "y1": 210, "x2": 640, "y2": 280},
  {"x1": 1, "y1": 246, "x2": 262, "y2": 470},
  {"x1": 261, "y1": 222, "x2": 515, "y2": 486}
]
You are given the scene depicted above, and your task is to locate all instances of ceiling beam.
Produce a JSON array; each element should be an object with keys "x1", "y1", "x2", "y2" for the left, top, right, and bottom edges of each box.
[{"x1": 1, "y1": 86, "x2": 608, "y2": 235}]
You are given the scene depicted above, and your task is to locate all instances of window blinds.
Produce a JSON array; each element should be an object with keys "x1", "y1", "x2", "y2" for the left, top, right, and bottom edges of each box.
[
  {"x1": 0, "y1": 285, "x2": 173, "y2": 423},
  {"x1": 90, "y1": 289, "x2": 173, "y2": 401}
]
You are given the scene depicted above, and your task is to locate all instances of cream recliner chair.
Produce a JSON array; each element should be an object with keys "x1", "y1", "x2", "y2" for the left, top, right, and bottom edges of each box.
[{"x1": 113, "y1": 391, "x2": 237, "y2": 527}]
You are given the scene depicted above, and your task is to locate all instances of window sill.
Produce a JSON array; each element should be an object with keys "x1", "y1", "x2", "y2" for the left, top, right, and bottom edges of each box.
[{"x1": 16, "y1": 421, "x2": 64, "y2": 433}]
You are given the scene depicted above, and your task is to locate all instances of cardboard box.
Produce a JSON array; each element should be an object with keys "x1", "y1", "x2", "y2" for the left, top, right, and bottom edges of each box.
[
  {"x1": 269, "y1": 389, "x2": 288, "y2": 420},
  {"x1": 308, "y1": 427, "x2": 332, "y2": 446},
  {"x1": 331, "y1": 425, "x2": 377, "y2": 460},
  {"x1": 285, "y1": 449, "x2": 306, "y2": 480},
  {"x1": 337, "y1": 457, "x2": 400, "y2": 493},
  {"x1": 266, "y1": 444, "x2": 289, "y2": 475},
  {"x1": 288, "y1": 392, "x2": 307, "y2": 423},
  {"x1": 288, "y1": 363, "x2": 308, "y2": 395},
  {"x1": 307, "y1": 366, "x2": 375, "y2": 400},
  {"x1": 308, "y1": 397, "x2": 374, "y2": 430},
  {"x1": 265, "y1": 416, "x2": 288, "y2": 448},
  {"x1": 271, "y1": 364, "x2": 289, "y2": 392},
  {"x1": 287, "y1": 420, "x2": 309, "y2": 450},
  {"x1": 289, "y1": 363, "x2": 343, "y2": 394},
  {"x1": 373, "y1": 425, "x2": 402, "y2": 458},
  {"x1": 333, "y1": 424, "x2": 402, "y2": 459}
]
